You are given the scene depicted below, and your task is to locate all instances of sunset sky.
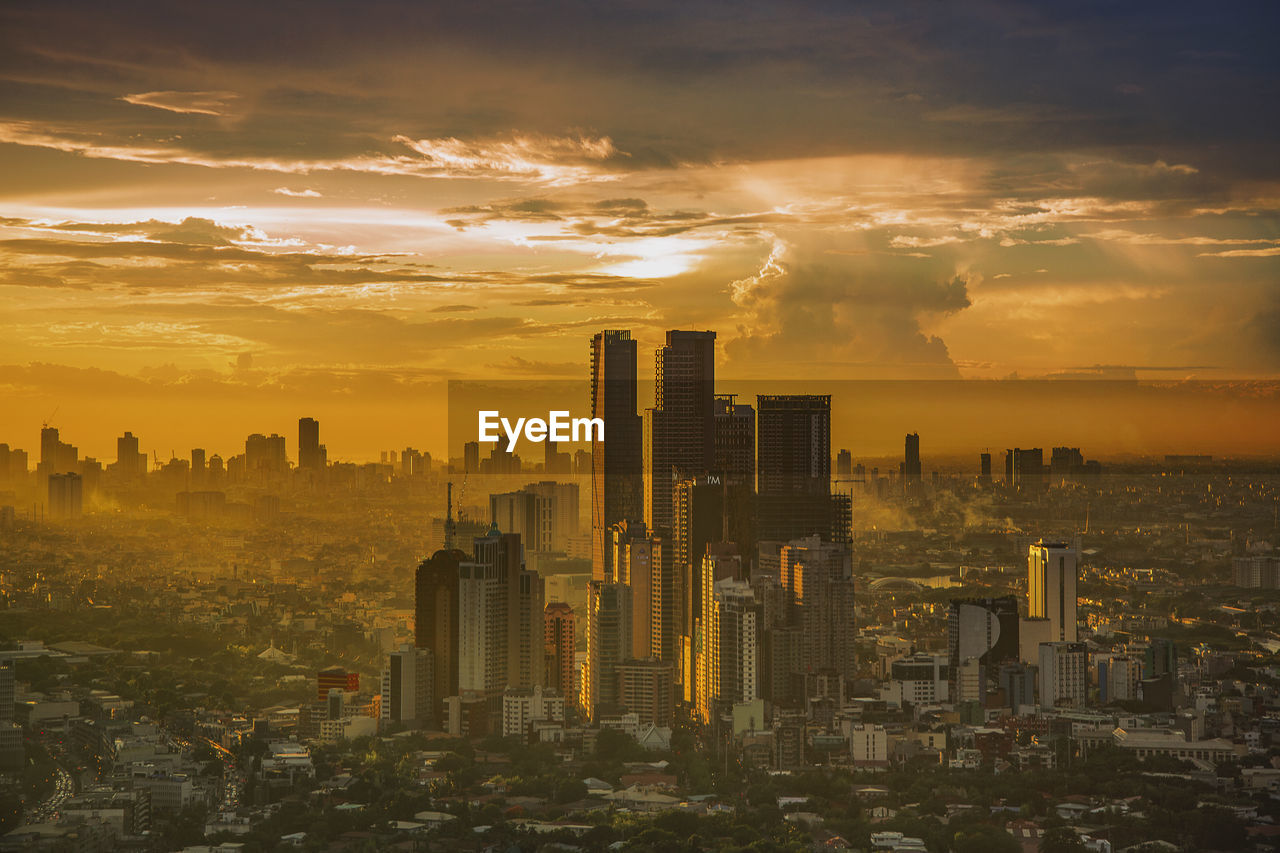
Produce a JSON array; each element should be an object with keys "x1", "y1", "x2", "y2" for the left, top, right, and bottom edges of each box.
[{"x1": 1, "y1": 2, "x2": 1278, "y2": 460}]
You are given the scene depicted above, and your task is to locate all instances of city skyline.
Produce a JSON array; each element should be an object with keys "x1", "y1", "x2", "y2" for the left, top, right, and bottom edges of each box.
[{"x1": 2, "y1": 3, "x2": 1279, "y2": 459}]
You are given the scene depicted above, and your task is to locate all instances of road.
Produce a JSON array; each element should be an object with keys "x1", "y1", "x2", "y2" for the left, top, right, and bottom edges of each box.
[{"x1": 27, "y1": 762, "x2": 73, "y2": 823}]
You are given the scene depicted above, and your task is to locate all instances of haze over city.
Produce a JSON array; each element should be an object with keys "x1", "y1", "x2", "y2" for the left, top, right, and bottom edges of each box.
[{"x1": 1, "y1": 3, "x2": 1279, "y2": 458}]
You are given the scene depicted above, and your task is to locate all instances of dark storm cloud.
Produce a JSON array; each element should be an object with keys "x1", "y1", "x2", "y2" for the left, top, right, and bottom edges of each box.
[{"x1": 2, "y1": 1, "x2": 1275, "y2": 174}]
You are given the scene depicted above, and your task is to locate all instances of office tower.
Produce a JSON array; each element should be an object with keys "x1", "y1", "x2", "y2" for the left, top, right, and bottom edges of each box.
[
  {"x1": 643, "y1": 330, "x2": 716, "y2": 536},
  {"x1": 1005, "y1": 447, "x2": 1045, "y2": 491},
  {"x1": 713, "y1": 395, "x2": 755, "y2": 485},
  {"x1": 712, "y1": 393, "x2": 758, "y2": 570},
  {"x1": 904, "y1": 433, "x2": 921, "y2": 487},
  {"x1": 190, "y1": 448, "x2": 206, "y2": 487},
  {"x1": 298, "y1": 417, "x2": 323, "y2": 470},
  {"x1": 1027, "y1": 540, "x2": 1078, "y2": 643},
  {"x1": 757, "y1": 395, "x2": 842, "y2": 542},
  {"x1": 1038, "y1": 642, "x2": 1087, "y2": 708},
  {"x1": 381, "y1": 645, "x2": 434, "y2": 729},
  {"x1": 245, "y1": 433, "x2": 287, "y2": 474},
  {"x1": 611, "y1": 520, "x2": 662, "y2": 660},
  {"x1": 457, "y1": 527, "x2": 543, "y2": 696},
  {"x1": 835, "y1": 449, "x2": 852, "y2": 478},
  {"x1": 491, "y1": 481, "x2": 580, "y2": 554},
  {"x1": 112, "y1": 431, "x2": 145, "y2": 480},
  {"x1": 979, "y1": 452, "x2": 992, "y2": 485},
  {"x1": 696, "y1": 578, "x2": 760, "y2": 724},
  {"x1": 779, "y1": 537, "x2": 856, "y2": 680},
  {"x1": 317, "y1": 667, "x2": 360, "y2": 701},
  {"x1": 39, "y1": 427, "x2": 79, "y2": 480},
  {"x1": 947, "y1": 596, "x2": 1019, "y2": 705},
  {"x1": 616, "y1": 659, "x2": 675, "y2": 727},
  {"x1": 584, "y1": 580, "x2": 632, "y2": 720},
  {"x1": 544, "y1": 602, "x2": 576, "y2": 702},
  {"x1": 463, "y1": 441, "x2": 480, "y2": 475},
  {"x1": 1049, "y1": 446, "x2": 1084, "y2": 482},
  {"x1": 689, "y1": 543, "x2": 743, "y2": 709},
  {"x1": 672, "y1": 475, "x2": 725, "y2": 656},
  {"x1": 0, "y1": 445, "x2": 28, "y2": 483},
  {"x1": 590, "y1": 330, "x2": 643, "y2": 581},
  {"x1": 415, "y1": 548, "x2": 464, "y2": 719},
  {"x1": 47, "y1": 472, "x2": 83, "y2": 519}
]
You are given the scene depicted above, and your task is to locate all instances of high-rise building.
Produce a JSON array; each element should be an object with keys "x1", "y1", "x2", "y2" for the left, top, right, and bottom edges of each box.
[
  {"x1": 616, "y1": 659, "x2": 675, "y2": 727},
  {"x1": 904, "y1": 433, "x2": 922, "y2": 486},
  {"x1": 611, "y1": 520, "x2": 663, "y2": 661},
  {"x1": 696, "y1": 578, "x2": 761, "y2": 724},
  {"x1": 415, "y1": 548, "x2": 465, "y2": 719},
  {"x1": 381, "y1": 645, "x2": 434, "y2": 729},
  {"x1": 591, "y1": 330, "x2": 643, "y2": 581},
  {"x1": 245, "y1": 433, "x2": 288, "y2": 474},
  {"x1": 1098, "y1": 655, "x2": 1142, "y2": 704},
  {"x1": 1038, "y1": 641, "x2": 1087, "y2": 708},
  {"x1": 1005, "y1": 447, "x2": 1045, "y2": 491},
  {"x1": 491, "y1": 481, "x2": 579, "y2": 554},
  {"x1": 947, "y1": 596, "x2": 1019, "y2": 706},
  {"x1": 544, "y1": 602, "x2": 576, "y2": 703},
  {"x1": 757, "y1": 395, "x2": 845, "y2": 542},
  {"x1": 713, "y1": 395, "x2": 755, "y2": 486},
  {"x1": 779, "y1": 537, "x2": 856, "y2": 680},
  {"x1": 114, "y1": 432, "x2": 145, "y2": 480},
  {"x1": 1027, "y1": 540, "x2": 1078, "y2": 643},
  {"x1": 47, "y1": 472, "x2": 83, "y2": 519},
  {"x1": 457, "y1": 527, "x2": 543, "y2": 696},
  {"x1": 672, "y1": 475, "x2": 726, "y2": 654},
  {"x1": 835, "y1": 449, "x2": 852, "y2": 478},
  {"x1": 690, "y1": 544, "x2": 743, "y2": 710},
  {"x1": 979, "y1": 452, "x2": 992, "y2": 485},
  {"x1": 298, "y1": 417, "x2": 324, "y2": 470},
  {"x1": 643, "y1": 330, "x2": 716, "y2": 536},
  {"x1": 0, "y1": 661, "x2": 14, "y2": 721},
  {"x1": 584, "y1": 580, "x2": 632, "y2": 720}
]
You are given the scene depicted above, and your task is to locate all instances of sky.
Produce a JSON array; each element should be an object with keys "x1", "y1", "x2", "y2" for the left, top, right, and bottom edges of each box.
[{"x1": 1, "y1": 1, "x2": 1278, "y2": 460}]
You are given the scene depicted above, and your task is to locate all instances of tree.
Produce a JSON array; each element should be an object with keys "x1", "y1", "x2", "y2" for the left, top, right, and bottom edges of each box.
[{"x1": 1040, "y1": 826, "x2": 1087, "y2": 853}]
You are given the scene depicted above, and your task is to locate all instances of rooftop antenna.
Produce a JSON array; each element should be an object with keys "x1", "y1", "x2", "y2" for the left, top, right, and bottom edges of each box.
[{"x1": 444, "y1": 481, "x2": 457, "y2": 550}]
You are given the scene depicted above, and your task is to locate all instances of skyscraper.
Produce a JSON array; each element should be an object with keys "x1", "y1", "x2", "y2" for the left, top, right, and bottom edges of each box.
[
  {"x1": 904, "y1": 433, "x2": 921, "y2": 488},
  {"x1": 696, "y1": 578, "x2": 761, "y2": 724},
  {"x1": 611, "y1": 520, "x2": 663, "y2": 661},
  {"x1": 1038, "y1": 641, "x2": 1087, "y2": 708},
  {"x1": 779, "y1": 537, "x2": 856, "y2": 680},
  {"x1": 584, "y1": 580, "x2": 631, "y2": 720},
  {"x1": 947, "y1": 596, "x2": 1020, "y2": 705},
  {"x1": 757, "y1": 395, "x2": 842, "y2": 542},
  {"x1": 1027, "y1": 540, "x2": 1079, "y2": 643},
  {"x1": 544, "y1": 602, "x2": 576, "y2": 703},
  {"x1": 47, "y1": 472, "x2": 83, "y2": 519},
  {"x1": 298, "y1": 417, "x2": 323, "y2": 470},
  {"x1": 381, "y1": 645, "x2": 434, "y2": 729},
  {"x1": 643, "y1": 330, "x2": 716, "y2": 536},
  {"x1": 415, "y1": 548, "x2": 465, "y2": 720},
  {"x1": 1005, "y1": 447, "x2": 1045, "y2": 491},
  {"x1": 457, "y1": 527, "x2": 544, "y2": 697},
  {"x1": 590, "y1": 330, "x2": 643, "y2": 581}
]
